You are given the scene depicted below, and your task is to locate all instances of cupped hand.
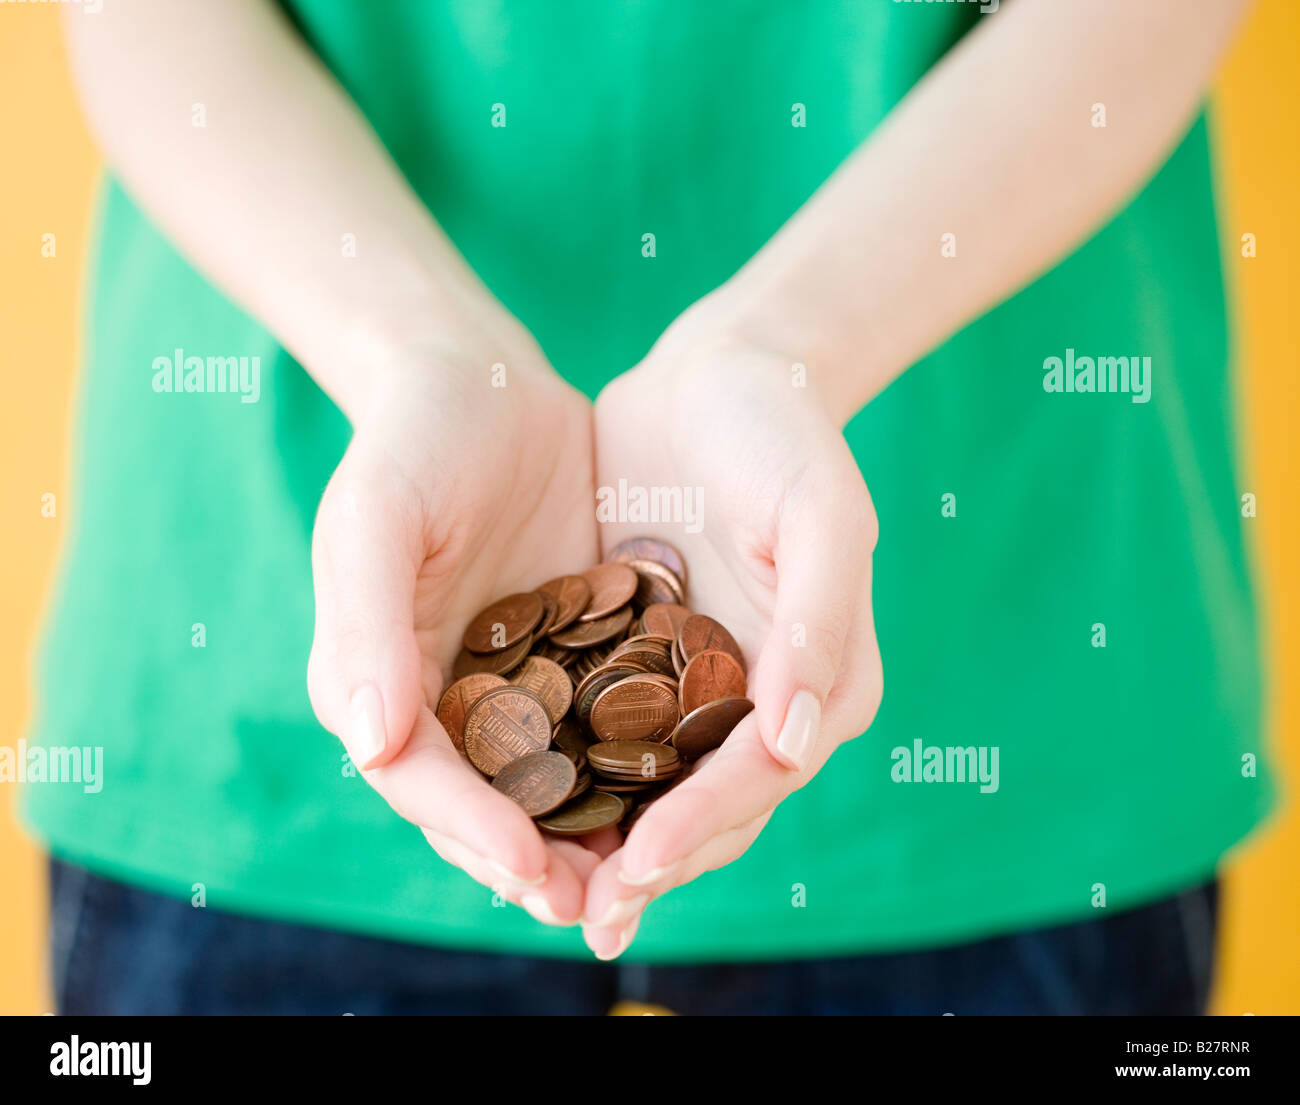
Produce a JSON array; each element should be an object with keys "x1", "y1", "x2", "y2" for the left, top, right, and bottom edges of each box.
[
  {"x1": 580, "y1": 334, "x2": 884, "y2": 958},
  {"x1": 306, "y1": 338, "x2": 610, "y2": 927}
]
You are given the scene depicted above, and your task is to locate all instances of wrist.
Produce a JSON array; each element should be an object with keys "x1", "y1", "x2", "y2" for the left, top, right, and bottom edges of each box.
[
  {"x1": 649, "y1": 286, "x2": 865, "y2": 428},
  {"x1": 320, "y1": 287, "x2": 551, "y2": 425}
]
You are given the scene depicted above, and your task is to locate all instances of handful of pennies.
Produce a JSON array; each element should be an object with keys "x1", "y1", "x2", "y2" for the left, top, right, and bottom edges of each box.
[{"x1": 437, "y1": 537, "x2": 753, "y2": 837}]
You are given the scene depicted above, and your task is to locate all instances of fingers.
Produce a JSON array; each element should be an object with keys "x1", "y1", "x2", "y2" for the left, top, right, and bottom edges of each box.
[
  {"x1": 610, "y1": 712, "x2": 802, "y2": 885},
  {"x1": 581, "y1": 815, "x2": 769, "y2": 958},
  {"x1": 423, "y1": 828, "x2": 588, "y2": 926},
  {"x1": 369, "y1": 707, "x2": 553, "y2": 885},
  {"x1": 307, "y1": 455, "x2": 425, "y2": 770},
  {"x1": 750, "y1": 446, "x2": 879, "y2": 771}
]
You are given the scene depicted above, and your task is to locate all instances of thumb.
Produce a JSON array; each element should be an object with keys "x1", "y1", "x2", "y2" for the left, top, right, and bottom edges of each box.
[
  {"x1": 307, "y1": 465, "x2": 424, "y2": 771},
  {"x1": 750, "y1": 468, "x2": 877, "y2": 773}
]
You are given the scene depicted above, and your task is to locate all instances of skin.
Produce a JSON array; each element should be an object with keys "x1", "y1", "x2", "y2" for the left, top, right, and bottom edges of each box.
[{"x1": 63, "y1": 0, "x2": 1254, "y2": 957}]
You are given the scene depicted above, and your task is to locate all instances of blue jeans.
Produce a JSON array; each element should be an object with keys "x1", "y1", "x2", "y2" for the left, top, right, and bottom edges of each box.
[{"x1": 48, "y1": 859, "x2": 1218, "y2": 1015}]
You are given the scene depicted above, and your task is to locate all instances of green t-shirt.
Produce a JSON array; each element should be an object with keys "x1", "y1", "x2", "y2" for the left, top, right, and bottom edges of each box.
[{"x1": 24, "y1": 0, "x2": 1270, "y2": 962}]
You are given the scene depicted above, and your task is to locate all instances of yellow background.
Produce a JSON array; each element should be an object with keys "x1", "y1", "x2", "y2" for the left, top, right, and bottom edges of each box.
[{"x1": 1, "y1": 5, "x2": 1296, "y2": 1014}]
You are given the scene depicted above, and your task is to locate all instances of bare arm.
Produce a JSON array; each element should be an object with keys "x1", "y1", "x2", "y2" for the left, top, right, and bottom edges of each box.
[
  {"x1": 680, "y1": 0, "x2": 1256, "y2": 423},
  {"x1": 62, "y1": 0, "x2": 532, "y2": 422}
]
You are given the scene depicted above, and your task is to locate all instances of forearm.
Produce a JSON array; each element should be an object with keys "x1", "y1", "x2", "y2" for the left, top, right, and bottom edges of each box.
[
  {"x1": 63, "y1": 0, "x2": 527, "y2": 422},
  {"x1": 687, "y1": 0, "x2": 1254, "y2": 424}
]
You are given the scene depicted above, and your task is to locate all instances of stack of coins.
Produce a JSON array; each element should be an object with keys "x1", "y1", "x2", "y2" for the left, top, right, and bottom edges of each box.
[{"x1": 436, "y1": 537, "x2": 754, "y2": 836}]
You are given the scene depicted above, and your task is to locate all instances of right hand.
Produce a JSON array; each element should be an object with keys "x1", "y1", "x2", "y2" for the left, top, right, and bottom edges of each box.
[{"x1": 306, "y1": 335, "x2": 605, "y2": 927}]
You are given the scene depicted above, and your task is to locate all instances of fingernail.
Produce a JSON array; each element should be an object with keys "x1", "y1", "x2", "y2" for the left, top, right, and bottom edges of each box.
[
  {"x1": 776, "y1": 689, "x2": 820, "y2": 771},
  {"x1": 617, "y1": 864, "x2": 674, "y2": 888},
  {"x1": 489, "y1": 859, "x2": 546, "y2": 888},
  {"x1": 349, "y1": 684, "x2": 387, "y2": 768},
  {"x1": 594, "y1": 917, "x2": 641, "y2": 962},
  {"x1": 521, "y1": 895, "x2": 571, "y2": 926},
  {"x1": 592, "y1": 893, "x2": 649, "y2": 929}
]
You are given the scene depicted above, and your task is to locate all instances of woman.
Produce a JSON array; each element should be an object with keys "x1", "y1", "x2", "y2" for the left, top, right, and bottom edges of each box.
[{"x1": 30, "y1": 0, "x2": 1266, "y2": 1014}]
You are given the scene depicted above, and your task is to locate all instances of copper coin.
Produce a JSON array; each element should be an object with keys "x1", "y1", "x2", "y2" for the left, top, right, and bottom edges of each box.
[
  {"x1": 589, "y1": 675, "x2": 680, "y2": 742},
  {"x1": 590, "y1": 759, "x2": 681, "y2": 779},
  {"x1": 572, "y1": 641, "x2": 622, "y2": 681},
  {"x1": 574, "y1": 663, "x2": 645, "y2": 721},
  {"x1": 549, "y1": 605, "x2": 633, "y2": 649},
  {"x1": 590, "y1": 757, "x2": 682, "y2": 779},
  {"x1": 537, "y1": 575, "x2": 592, "y2": 634},
  {"x1": 641, "y1": 603, "x2": 693, "y2": 640},
  {"x1": 677, "y1": 614, "x2": 746, "y2": 673},
  {"x1": 452, "y1": 634, "x2": 532, "y2": 679},
  {"x1": 462, "y1": 592, "x2": 544, "y2": 654},
  {"x1": 462, "y1": 686, "x2": 553, "y2": 777},
  {"x1": 507, "y1": 656, "x2": 573, "y2": 726},
  {"x1": 535, "y1": 642, "x2": 580, "y2": 668},
  {"x1": 586, "y1": 741, "x2": 681, "y2": 779},
  {"x1": 552, "y1": 718, "x2": 592, "y2": 767},
  {"x1": 670, "y1": 696, "x2": 754, "y2": 761},
  {"x1": 671, "y1": 634, "x2": 685, "y2": 677},
  {"x1": 639, "y1": 672, "x2": 679, "y2": 690},
  {"x1": 578, "y1": 563, "x2": 638, "y2": 622},
  {"x1": 593, "y1": 778, "x2": 659, "y2": 794},
  {"x1": 608, "y1": 537, "x2": 688, "y2": 592},
  {"x1": 613, "y1": 633, "x2": 674, "y2": 651},
  {"x1": 535, "y1": 789, "x2": 626, "y2": 836},
  {"x1": 608, "y1": 638, "x2": 675, "y2": 676},
  {"x1": 491, "y1": 751, "x2": 577, "y2": 817},
  {"x1": 621, "y1": 800, "x2": 654, "y2": 832},
  {"x1": 435, "y1": 673, "x2": 508, "y2": 751},
  {"x1": 678, "y1": 649, "x2": 748, "y2": 715},
  {"x1": 532, "y1": 589, "x2": 559, "y2": 639},
  {"x1": 626, "y1": 558, "x2": 685, "y2": 606}
]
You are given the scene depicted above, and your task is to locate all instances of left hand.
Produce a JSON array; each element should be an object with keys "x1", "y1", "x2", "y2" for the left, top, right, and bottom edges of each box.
[{"x1": 581, "y1": 326, "x2": 884, "y2": 958}]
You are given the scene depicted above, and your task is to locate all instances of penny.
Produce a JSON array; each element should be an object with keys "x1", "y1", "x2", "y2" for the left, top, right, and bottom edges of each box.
[
  {"x1": 462, "y1": 592, "x2": 544, "y2": 654},
  {"x1": 462, "y1": 686, "x2": 553, "y2": 777},
  {"x1": 578, "y1": 563, "x2": 638, "y2": 622},
  {"x1": 678, "y1": 649, "x2": 748, "y2": 715},
  {"x1": 534, "y1": 642, "x2": 580, "y2": 669},
  {"x1": 452, "y1": 634, "x2": 532, "y2": 679},
  {"x1": 491, "y1": 750, "x2": 577, "y2": 817},
  {"x1": 537, "y1": 574, "x2": 591, "y2": 634},
  {"x1": 552, "y1": 718, "x2": 592, "y2": 767},
  {"x1": 640, "y1": 603, "x2": 693, "y2": 640},
  {"x1": 568, "y1": 771, "x2": 593, "y2": 800},
  {"x1": 677, "y1": 613, "x2": 746, "y2": 673},
  {"x1": 626, "y1": 558, "x2": 685, "y2": 606},
  {"x1": 549, "y1": 605, "x2": 633, "y2": 649},
  {"x1": 574, "y1": 663, "x2": 645, "y2": 721},
  {"x1": 532, "y1": 589, "x2": 559, "y2": 639},
  {"x1": 507, "y1": 656, "x2": 573, "y2": 726},
  {"x1": 608, "y1": 637, "x2": 675, "y2": 676},
  {"x1": 589, "y1": 675, "x2": 679, "y2": 742},
  {"x1": 535, "y1": 789, "x2": 626, "y2": 836},
  {"x1": 572, "y1": 640, "x2": 619, "y2": 679},
  {"x1": 671, "y1": 634, "x2": 685, "y2": 677},
  {"x1": 621, "y1": 800, "x2": 653, "y2": 832},
  {"x1": 593, "y1": 778, "x2": 660, "y2": 794},
  {"x1": 586, "y1": 741, "x2": 681, "y2": 779},
  {"x1": 608, "y1": 537, "x2": 688, "y2": 592},
  {"x1": 435, "y1": 673, "x2": 508, "y2": 751},
  {"x1": 613, "y1": 633, "x2": 674, "y2": 651},
  {"x1": 670, "y1": 695, "x2": 755, "y2": 761}
]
